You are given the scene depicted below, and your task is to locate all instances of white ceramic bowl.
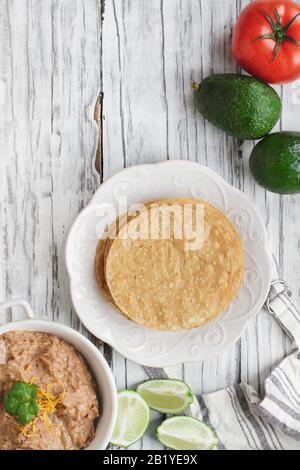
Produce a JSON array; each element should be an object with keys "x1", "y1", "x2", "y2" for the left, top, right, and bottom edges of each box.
[{"x1": 0, "y1": 300, "x2": 117, "y2": 450}]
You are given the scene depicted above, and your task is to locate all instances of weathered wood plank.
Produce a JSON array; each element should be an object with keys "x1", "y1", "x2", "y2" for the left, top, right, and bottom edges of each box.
[{"x1": 0, "y1": 0, "x2": 101, "y2": 332}]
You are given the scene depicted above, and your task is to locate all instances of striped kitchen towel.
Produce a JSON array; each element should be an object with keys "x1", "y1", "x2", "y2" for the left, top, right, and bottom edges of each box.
[{"x1": 145, "y1": 281, "x2": 300, "y2": 450}]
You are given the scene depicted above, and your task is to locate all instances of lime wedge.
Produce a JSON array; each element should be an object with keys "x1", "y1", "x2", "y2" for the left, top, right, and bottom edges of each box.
[
  {"x1": 137, "y1": 379, "x2": 193, "y2": 414},
  {"x1": 157, "y1": 416, "x2": 219, "y2": 450},
  {"x1": 110, "y1": 390, "x2": 150, "y2": 448}
]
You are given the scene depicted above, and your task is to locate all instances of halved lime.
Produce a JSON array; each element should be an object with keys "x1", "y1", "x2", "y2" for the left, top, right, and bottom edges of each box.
[
  {"x1": 110, "y1": 390, "x2": 150, "y2": 448},
  {"x1": 157, "y1": 416, "x2": 218, "y2": 450},
  {"x1": 137, "y1": 379, "x2": 193, "y2": 414}
]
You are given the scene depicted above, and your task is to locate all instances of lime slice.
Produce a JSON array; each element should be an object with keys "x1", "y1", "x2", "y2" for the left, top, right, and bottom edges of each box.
[
  {"x1": 110, "y1": 390, "x2": 150, "y2": 448},
  {"x1": 157, "y1": 416, "x2": 219, "y2": 450},
  {"x1": 137, "y1": 379, "x2": 193, "y2": 414}
]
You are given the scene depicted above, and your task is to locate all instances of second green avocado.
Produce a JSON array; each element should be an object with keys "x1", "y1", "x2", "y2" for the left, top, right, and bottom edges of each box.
[
  {"x1": 193, "y1": 74, "x2": 282, "y2": 140},
  {"x1": 250, "y1": 132, "x2": 300, "y2": 194}
]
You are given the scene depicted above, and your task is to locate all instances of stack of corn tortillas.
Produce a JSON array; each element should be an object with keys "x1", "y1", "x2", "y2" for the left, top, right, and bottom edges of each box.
[{"x1": 95, "y1": 198, "x2": 244, "y2": 332}]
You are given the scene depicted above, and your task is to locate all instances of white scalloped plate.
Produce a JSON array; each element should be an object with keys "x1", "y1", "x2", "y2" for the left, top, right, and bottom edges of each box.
[{"x1": 65, "y1": 161, "x2": 271, "y2": 367}]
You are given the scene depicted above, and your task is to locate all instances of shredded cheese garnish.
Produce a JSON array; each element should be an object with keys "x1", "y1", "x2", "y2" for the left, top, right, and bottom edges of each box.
[
  {"x1": 19, "y1": 382, "x2": 65, "y2": 437},
  {"x1": 19, "y1": 418, "x2": 37, "y2": 437}
]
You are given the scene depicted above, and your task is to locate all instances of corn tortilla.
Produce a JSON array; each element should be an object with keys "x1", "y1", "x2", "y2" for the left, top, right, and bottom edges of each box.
[{"x1": 97, "y1": 198, "x2": 244, "y2": 331}]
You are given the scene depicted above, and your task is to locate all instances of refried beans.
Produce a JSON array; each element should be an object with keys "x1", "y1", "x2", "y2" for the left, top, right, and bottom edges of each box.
[{"x1": 0, "y1": 331, "x2": 99, "y2": 450}]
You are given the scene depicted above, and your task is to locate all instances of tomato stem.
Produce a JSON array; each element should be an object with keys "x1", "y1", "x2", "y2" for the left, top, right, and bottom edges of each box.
[
  {"x1": 283, "y1": 12, "x2": 300, "y2": 33},
  {"x1": 254, "y1": 9, "x2": 300, "y2": 61}
]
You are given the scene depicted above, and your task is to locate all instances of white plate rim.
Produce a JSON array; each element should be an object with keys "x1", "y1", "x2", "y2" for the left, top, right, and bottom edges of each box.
[{"x1": 65, "y1": 160, "x2": 272, "y2": 367}]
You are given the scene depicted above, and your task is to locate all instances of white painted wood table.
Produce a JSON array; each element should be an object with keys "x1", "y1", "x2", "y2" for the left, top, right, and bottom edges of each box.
[{"x1": 1, "y1": 0, "x2": 300, "y2": 450}]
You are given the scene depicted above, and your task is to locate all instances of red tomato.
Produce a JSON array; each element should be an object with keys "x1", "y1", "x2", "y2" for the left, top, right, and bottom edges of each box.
[{"x1": 232, "y1": 0, "x2": 300, "y2": 84}]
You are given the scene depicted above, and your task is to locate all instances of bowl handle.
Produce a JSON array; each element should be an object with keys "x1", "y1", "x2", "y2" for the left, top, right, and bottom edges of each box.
[{"x1": 0, "y1": 300, "x2": 34, "y2": 322}]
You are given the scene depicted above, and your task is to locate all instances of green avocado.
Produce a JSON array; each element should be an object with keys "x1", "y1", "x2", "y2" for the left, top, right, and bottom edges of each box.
[
  {"x1": 193, "y1": 74, "x2": 282, "y2": 140},
  {"x1": 250, "y1": 132, "x2": 300, "y2": 195}
]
